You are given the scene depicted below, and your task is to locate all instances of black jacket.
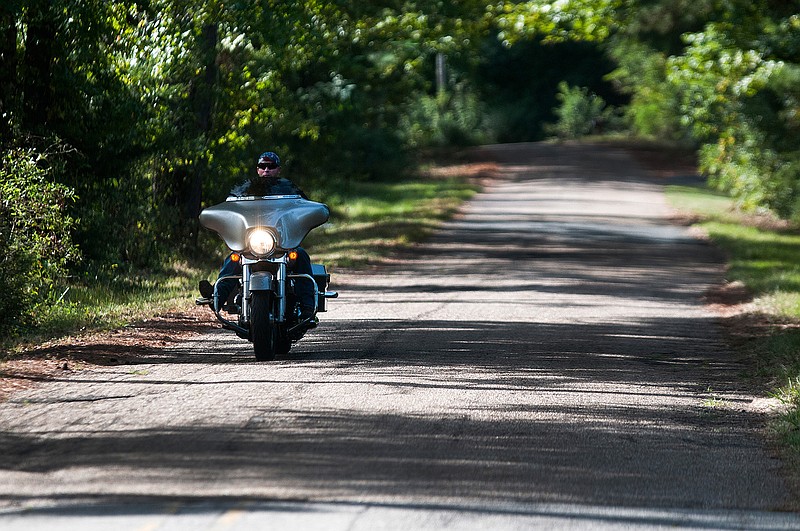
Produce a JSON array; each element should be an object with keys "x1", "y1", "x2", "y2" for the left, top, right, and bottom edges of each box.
[{"x1": 229, "y1": 176, "x2": 307, "y2": 199}]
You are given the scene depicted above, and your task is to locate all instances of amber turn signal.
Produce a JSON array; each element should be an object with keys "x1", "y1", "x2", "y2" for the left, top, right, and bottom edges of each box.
[{"x1": 231, "y1": 253, "x2": 241, "y2": 262}]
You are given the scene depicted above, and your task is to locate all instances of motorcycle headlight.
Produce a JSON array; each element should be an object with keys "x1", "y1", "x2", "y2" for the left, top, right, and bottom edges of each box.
[{"x1": 247, "y1": 229, "x2": 276, "y2": 257}]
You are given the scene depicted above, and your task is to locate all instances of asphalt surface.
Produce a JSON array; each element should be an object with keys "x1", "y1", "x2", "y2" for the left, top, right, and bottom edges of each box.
[{"x1": 1, "y1": 142, "x2": 799, "y2": 529}]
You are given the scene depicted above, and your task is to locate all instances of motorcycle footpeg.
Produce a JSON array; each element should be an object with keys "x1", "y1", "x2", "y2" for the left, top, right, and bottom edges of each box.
[
  {"x1": 195, "y1": 297, "x2": 212, "y2": 306},
  {"x1": 289, "y1": 316, "x2": 317, "y2": 336},
  {"x1": 220, "y1": 321, "x2": 249, "y2": 340}
]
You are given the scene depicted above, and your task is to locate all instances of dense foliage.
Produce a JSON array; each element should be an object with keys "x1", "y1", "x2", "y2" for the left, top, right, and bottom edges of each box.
[
  {"x1": 0, "y1": 147, "x2": 78, "y2": 333},
  {"x1": 499, "y1": 0, "x2": 800, "y2": 217},
  {"x1": 2, "y1": 0, "x2": 799, "y2": 337},
  {"x1": 668, "y1": 6, "x2": 800, "y2": 217}
]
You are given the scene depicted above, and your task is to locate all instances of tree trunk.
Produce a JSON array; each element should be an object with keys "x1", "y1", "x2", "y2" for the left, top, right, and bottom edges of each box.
[
  {"x1": 0, "y1": 6, "x2": 18, "y2": 146},
  {"x1": 22, "y1": 0, "x2": 57, "y2": 134},
  {"x1": 436, "y1": 53, "x2": 447, "y2": 95},
  {"x1": 186, "y1": 22, "x2": 218, "y2": 245}
]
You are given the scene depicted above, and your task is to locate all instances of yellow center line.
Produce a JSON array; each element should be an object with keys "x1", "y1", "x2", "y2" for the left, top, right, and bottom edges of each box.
[{"x1": 135, "y1": 501, "x2": 182, "y2": 531}]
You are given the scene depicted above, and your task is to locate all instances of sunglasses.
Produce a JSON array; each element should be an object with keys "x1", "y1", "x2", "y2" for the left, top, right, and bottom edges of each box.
[{"x1": 258, "y1": 162, "x2": 279, "y2": 170}]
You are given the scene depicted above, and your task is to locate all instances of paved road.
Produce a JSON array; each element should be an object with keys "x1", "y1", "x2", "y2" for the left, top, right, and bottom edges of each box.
[{"x1": 1, "y1": 143, "x2": 798, "y2": 529}]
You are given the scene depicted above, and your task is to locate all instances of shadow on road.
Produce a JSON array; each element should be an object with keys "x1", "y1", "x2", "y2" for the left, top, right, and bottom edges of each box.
[
  {"x1": 0, "y1": 312, "x2": 774, "y2": 510},
  {"x1": 0, "y1": 143, "x2": 794, "y2": 524}
]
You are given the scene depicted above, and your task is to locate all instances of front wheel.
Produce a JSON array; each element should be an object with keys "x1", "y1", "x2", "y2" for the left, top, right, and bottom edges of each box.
[{"x1": 251, "y1": 291, "x2": 277, "y2": 361}]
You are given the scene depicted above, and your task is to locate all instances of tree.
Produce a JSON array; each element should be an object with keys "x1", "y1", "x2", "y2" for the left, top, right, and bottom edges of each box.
[
  {"x1": 495, "y1": 0, "x2": 800, "y2": 219},
  {"x1": 667, "y1": 3, "x2": 800, "y2": 216}
]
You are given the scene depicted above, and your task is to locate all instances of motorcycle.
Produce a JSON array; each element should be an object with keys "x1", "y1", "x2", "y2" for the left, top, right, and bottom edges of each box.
[{"x1": 195, "y1": 194, "x2": 338, "y2": 361}]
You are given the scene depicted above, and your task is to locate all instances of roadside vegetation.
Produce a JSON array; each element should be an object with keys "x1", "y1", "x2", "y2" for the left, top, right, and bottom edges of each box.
[{"x1": 666, "y1": 185, "x2": 800, "y2": 455}]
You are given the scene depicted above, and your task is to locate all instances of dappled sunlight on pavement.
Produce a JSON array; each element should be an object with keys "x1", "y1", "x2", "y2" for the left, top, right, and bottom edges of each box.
[{"x1": 0, "y1": 143, "x2": 797, "y2": 528}]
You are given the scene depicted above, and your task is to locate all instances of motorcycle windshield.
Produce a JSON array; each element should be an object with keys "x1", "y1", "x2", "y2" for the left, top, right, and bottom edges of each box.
[{"x1": 199, "y1": 195, "x2": 330, "y2": 251}]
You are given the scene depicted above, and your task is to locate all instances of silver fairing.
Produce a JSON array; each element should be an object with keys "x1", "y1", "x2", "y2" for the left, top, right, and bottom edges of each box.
[{"x1": 199, "y1": 195, "x2": 329, "y2": 251}]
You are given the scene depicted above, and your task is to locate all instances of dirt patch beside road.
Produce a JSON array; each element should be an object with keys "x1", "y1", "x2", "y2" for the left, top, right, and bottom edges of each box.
[{"x1": 0, "y1": 306, "x2": 217, "y2": 402}]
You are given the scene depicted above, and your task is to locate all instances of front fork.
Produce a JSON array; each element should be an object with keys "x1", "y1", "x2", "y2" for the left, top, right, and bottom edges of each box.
[
  {"x1": 209, "y1": 255, "x2": 325, "y2": 336},
  {"x1": 206, "y1": 256, "x2": 287, "y2": 337},
  {"x1": 243, "y1": 257, "x2": 320, "y2": 325},
  {"x1": 241, "y1": 256, "x2": 288, "y2": 324}
]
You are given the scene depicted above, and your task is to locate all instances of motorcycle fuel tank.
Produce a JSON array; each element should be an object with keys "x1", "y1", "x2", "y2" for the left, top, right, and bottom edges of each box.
[{"x1": 199, "y1": 196, "x2": 329, "y2": 251}]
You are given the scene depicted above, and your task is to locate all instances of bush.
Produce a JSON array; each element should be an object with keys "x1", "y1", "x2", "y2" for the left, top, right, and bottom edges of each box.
[
  {"x1": 0, "y1": 147, "x2": 80, "y2": 336},
  {"x1": 606, "y1": 42, "x2": 687, "y2": 141},
  {"x1": 400, "y1": 83, "x2": 490, "y2": 149},
  {"x1": 547, "y1": 82, "x2": 612, "y2": 139},
  {"x1": 667, "y1": 21, "x2": 800, "y2": 219}
]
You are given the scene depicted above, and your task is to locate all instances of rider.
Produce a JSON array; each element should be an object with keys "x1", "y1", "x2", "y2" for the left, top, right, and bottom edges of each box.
[{"x1": 199, "y1": 151, "x2": 317, "y2": 326}]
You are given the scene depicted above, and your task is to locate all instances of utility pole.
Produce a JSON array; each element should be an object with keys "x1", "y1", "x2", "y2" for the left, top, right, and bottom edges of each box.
[{"x1": 435, "y1": 52, "x2": 446, "y2": 95}]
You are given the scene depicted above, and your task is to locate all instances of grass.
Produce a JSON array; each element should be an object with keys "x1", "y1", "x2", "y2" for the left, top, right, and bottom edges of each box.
[
  {"x1": 308, "y1": 177, "x2": 479, "y2": 267},
  {"x1": 666, "y1": 184, "x2": 800, "y2": 455},
  {"x1": 702, "y1": 386, "x2": 727, "y2": 409},
  {"x1": 667, "y1": 185, "x2": 800, "y2": 316},
  {"x1": 7, "y1": 261, "x2": 206, "y2": 349},
  {"x1": 3, "y1": 165, "x2": 482, "y2": 355}
]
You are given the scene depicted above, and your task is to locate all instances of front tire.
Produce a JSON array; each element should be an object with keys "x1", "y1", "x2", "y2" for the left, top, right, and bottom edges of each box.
[{"x1": 251, "y1": 291, "x2": 277, "y2": 361}]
